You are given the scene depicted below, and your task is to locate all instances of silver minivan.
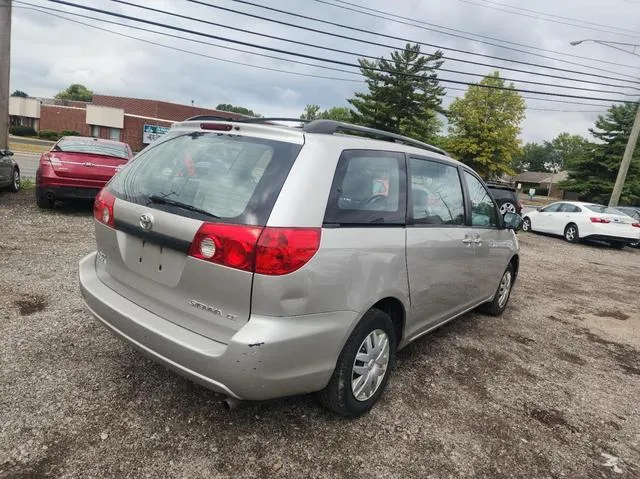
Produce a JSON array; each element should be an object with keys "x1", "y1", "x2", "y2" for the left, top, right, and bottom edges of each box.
[{"x1": 79, "y1": 119, "x2": 522, "y2": 416}]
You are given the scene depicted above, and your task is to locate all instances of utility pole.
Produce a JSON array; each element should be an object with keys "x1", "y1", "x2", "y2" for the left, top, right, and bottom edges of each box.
[
  {"x1": 0, "y1": 0, "x2": 11, "y2": 151},
  {"x1": 609, "y1": 103, "x2": 640, "y2": 207}
]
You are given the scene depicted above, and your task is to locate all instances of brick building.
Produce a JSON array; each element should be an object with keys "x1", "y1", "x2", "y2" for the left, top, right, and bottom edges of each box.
[{"x1": 9, "y1": 94, "x2": 246, "y2": 151}]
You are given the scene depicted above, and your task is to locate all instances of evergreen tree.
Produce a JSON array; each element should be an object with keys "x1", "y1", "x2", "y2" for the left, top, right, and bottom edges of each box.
[{"x1": 348, "y1": 43, "x2": 445, "y2": 142}]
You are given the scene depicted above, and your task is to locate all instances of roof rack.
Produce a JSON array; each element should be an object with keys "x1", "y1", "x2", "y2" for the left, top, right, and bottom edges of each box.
[{"x1": 303, "y1": 120, "x2": 450, "y2": 157}]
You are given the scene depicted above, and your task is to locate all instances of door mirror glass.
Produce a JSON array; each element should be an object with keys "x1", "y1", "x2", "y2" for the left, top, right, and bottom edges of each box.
[
  {"x1": 0, "y1": 149, "x2": 14, "y2": 156},
  {"x1": 504, "y1": 212, "x2": 523, "y2": 231}
]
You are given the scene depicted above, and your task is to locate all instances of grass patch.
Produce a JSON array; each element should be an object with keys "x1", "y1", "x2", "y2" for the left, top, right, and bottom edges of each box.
[
  {"x1": 20, "y1": 178, "x2": 35, "y2": 190},
  {"x1": 9, "y1": 142, "x2": 50, "y2": 154}
]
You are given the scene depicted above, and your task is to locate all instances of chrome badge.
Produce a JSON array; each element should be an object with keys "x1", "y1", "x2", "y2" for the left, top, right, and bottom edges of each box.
[{"x1": 139, "y1": 213, "x2": 154, "y2": 231}]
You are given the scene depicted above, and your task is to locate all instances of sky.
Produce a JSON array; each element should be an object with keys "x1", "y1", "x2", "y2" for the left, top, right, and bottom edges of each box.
[{"x1": 8, "y1": 0, "x2": 640, "y2": 144}]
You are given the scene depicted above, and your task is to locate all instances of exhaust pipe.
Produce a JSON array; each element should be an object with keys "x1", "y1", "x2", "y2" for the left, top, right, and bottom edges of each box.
[{"x1": 223, "y1": 397, "x2": 242, "y2": 411}]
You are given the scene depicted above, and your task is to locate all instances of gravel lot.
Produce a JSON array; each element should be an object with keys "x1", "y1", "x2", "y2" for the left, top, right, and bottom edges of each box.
[{"x1": 1, "y1": 189, "x2": 639, "y2": 478}]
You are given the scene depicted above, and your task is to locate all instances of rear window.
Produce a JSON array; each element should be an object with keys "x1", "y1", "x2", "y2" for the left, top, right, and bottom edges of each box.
[
  {"x1": 107, "y1": 132, "x2": 301, "y2": 225},
  {"x1": 488, "y1": 187, "x2": 515, "y2": 200},
  {"x1": 585, "y1": 204, "x2": 623, "y2": 215},
  {"x1": 55, "y1": 138, "x2": 129, "y2": 159}
]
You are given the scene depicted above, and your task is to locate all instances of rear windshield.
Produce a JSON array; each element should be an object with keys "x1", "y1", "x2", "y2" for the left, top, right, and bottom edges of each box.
[
  {"x1": 585, "y1": 204, "x2": 624, "y2": 215},
  {"x1": 107, "y1": 132, "x2": 302, "y2": 225},
  {"x1": 487, "y1": 187, "x2": 515, "y2": 200},
  {"x1": 55, "y1": 138, "x2": 129, "y2": 159}
]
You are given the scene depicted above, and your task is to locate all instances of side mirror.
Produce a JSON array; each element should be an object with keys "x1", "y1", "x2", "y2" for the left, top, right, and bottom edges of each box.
[
  {"x1": 504, "y1": 212, "x2": 523, "y2": 231},
  {"x1": 0, "y1": 149, "x2": 13, "y2": 156},
  {"x1": 536, "y1": 206, "x2": 542, "y2": 211}
]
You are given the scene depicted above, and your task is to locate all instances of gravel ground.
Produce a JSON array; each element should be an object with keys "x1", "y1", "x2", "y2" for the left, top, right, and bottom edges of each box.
[{"x1": 1, "y1": 189, "x2": 639, "y2": 478}]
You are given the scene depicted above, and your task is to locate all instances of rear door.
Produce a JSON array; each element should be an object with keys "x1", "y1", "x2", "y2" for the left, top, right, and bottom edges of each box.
[
  {"x1": 462, "y1": 171, "x2": 513, "y2": 302},
  {"x1": 0, "y1": 151, "x2": 11, "y2": 186},
  {"x1": 405, "y1": 156, "x2": 476, "y2": 337},
  {"x1": 95, "y1": 130, "x2": 303, "y2": 344}
]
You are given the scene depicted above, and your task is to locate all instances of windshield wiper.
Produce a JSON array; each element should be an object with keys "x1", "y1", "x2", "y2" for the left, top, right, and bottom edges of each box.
[{"x1": 147, "y1": 194, "x2": 219, "y2": 219}]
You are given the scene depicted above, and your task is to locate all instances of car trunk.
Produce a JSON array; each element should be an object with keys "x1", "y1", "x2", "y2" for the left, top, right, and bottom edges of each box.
[{"x1": 49, "y1": 152, "x2": 127, "y2": 182}]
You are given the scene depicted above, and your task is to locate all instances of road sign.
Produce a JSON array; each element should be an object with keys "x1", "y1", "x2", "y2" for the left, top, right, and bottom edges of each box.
[{"x1": 142, "y1": 124, "x2": 170, "y2": 144}]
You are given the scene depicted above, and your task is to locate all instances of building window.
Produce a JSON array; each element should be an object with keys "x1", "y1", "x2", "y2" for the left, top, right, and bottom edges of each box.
[
  {"x1": 91, "y1": 125, "x2": 100, "y2": 138},
  {"x1": 109, "y1": 128, "x2": 121, "y2": 141}
]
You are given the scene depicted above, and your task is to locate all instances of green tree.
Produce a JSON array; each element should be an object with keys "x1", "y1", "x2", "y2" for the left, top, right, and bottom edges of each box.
[
  {"x1": 446, "y1": 71, "x2": 526, "y2": 179},
  {"x1": 546, "y1": 132, "x2": 592, "y2": 173},
  {"x1": 11, "y1": 90, "x2": 28, "y2": 98},
  {"x1": 300, "y1": 104, "x2": 352, "y2": 122},
  {"x1": 348, "y1": 43, "x2": 445, "y2": 142},
  {"x1": 55, "y1": 84, "x2": 93, "y2": 102},
  {"x1": 559, "y1": 103, "x2": 640, "y2": 205},
  {"x1": 512, "y1": 142, "x2": 550, "y2": 173},
  {"x1": 216, "y1": 104, "x2": 261, "y2": 117}
]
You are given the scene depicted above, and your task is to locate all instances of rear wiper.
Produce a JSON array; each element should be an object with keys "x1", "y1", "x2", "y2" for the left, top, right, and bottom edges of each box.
[{"x1": 147, "y1": 195, "x2": 219, "y2": 219}]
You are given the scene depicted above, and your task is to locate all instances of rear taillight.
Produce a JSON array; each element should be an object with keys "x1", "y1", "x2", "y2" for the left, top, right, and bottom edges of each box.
[
  {"x1": 93, "y1": 189, "x2": 116, "y2": 228},
  {"x1": 590, "y1": 217, "x2": 611, "y2": 223},
  {"x1": 188, "y1": 223, "x2": 321, "y2": 275},
  {"x1": 255, "y1": 227, "x2": 321, "y2": 275},
  {"x1": 632, "y1": 223, "x2": 640, "y2": 228},
  {"x1": 188, "y1": 223, "x2": 263, "y2": 272},
  {"x1": 201, "y1": 123, "x2": 233, "y2": 131}
]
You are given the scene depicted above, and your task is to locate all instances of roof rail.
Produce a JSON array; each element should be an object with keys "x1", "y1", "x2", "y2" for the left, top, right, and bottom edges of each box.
[
  {"x1": 303, "y1": 120, "x2": 449, "y2": 157},
  {"x1": 183, "y1": 115, "x2": 309, "y2": 124}
]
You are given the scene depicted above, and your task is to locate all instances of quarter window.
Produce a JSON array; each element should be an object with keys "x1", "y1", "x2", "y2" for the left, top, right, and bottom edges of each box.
[
  {"x1": 409, "y1": 158, "x2": 465, "y2": 225},
  {"x1": 541, "y1": 203, "x2": 563, "y2": 212},
  {"x1": 463, "y1": 171, "x2": 499, "y2": 228},
  {"x1": 324, "y1": 150, "x2": 406, "y2": 225}
]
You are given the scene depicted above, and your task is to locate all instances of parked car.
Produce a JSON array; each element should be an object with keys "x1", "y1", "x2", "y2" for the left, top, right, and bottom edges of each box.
[
  {"x1": 0, "y1": 148, "x2": 20, "y2": 192},
  {"x1": 79, "y1": 119, "x2": 523, "y2": 416},
  {"x1": 486, "y1": 182, "x2": 522, "y2": 216},
  {"x1": 36, "y1": 136, "x2": 133, "y2": 209},
  {"x1": 522, "y1": 201, "x2": 640, "y2": 248}
]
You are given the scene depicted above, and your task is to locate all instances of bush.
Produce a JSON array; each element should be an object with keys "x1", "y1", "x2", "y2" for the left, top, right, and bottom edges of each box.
[
  {"x1": 9, "y1": 125, "x2": 37, "y2": 137},
  {"x1": 38, "y1": 130, "x2": 59, "y2": 141},
  {"x1": 60, "y1": 130, "x2": 80, "y2": 137}
]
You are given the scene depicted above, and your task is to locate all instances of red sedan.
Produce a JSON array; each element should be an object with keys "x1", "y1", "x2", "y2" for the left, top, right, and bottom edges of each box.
[{"x1": 36, "y1": 136, "x2": 133, "y2": 209}]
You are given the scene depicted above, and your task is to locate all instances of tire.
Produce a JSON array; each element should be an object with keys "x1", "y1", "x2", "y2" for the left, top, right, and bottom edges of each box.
[
  {"x1": 9, "y1": 168, "x2": 20, "y2": 193},
  {"x1": 499, "y1": 201, "x2": 517, "y2": 216},
  {"x1": 481, "y1": 264, "x2": 515, "y2": 316},
  {"x1": 564, "y1": 223, "x2": 579, "y2": 243},
  {"x1": 522, "y1": 217, "x2": 532, "y2": 232},
  {"x1": 609, "y1": 241, "x2": 627, "y2": 249},
  {"x1": 319, "y1": 308, "x2": 396, "y2": 417},
  {"x1": 36, "y1": 189, "x2": 54, "y2": 209}
]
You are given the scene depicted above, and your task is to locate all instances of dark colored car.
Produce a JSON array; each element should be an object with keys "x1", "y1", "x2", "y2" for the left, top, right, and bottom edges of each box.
[
  {"x1": 487, "y1": 183, "x2": 522, "y2": 216},
  {"x1": 36, "y1": 136, "x2": 133, "y2": 209},
  {"x1": 0, "y1": 149, "x2": 20, "y2": 193}
]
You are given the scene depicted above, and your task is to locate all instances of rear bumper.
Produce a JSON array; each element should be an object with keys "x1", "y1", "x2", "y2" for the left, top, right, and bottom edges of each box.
[
  {"x1": 78, "y1": 252, "x2": 358, "y2": 400},
  {"x1": 37, "y1": 185, "x2": 101, "y2": 200}
]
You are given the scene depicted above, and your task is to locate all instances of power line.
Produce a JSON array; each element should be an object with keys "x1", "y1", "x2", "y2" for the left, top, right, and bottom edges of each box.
[
  {"x1": 317, "y1": 0, "x2": 639, "y2": 73},
  {"x1": 42, "y1": 0, "x2": 636, "y2": 103},
  {"x1": 183, "y1": 0, "x2": 640, "y2": 88},
  {"x1": 455, "y1": 0, "x2": 640, "y2": 39},
  {"x1": 14, "y1": 3, "x2": 625, "y2": 110}
]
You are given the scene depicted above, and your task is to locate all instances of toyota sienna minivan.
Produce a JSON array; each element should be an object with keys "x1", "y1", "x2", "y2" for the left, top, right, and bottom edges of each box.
[{"x1": 79, "y1": 118, "x2": 522, "y2": 416}]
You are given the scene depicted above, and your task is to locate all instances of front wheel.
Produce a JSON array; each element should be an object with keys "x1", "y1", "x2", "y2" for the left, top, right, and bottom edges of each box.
[
  {"x1": 522, "y1": 217, "x2": 531, "y2": 232},
  {"x1": 481, "y1": 264, "x2": 515, "y2": 316},
  {"x1": 9, "y1": 168, "x2": 20, "y2": 192},
  {"x1": 319, "y1": 308, "x2": 396, "y2": 417},
  {"x1": 564, "y1": 224, "x2": 579, "y2": 243}
]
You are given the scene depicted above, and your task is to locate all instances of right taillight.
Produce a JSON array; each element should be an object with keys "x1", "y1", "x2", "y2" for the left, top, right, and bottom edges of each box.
[
  {"x1": 188, "y1": 223, "x2": 321, "y2": 275},
  {"x1": 93, "y1": 189, "x2": 116, "y2": 228}
]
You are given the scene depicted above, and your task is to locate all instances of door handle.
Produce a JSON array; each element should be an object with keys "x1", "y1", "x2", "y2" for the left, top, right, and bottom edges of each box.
[
  {"x1": 462, "y1": 237, "x2": 473, "y2": 244},
  {"x1": 472, "y1": 234, "x2": 482, "y2": 245}
]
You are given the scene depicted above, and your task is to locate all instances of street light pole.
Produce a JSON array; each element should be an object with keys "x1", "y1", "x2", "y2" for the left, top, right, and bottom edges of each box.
[
  {"x1": 0, "y1": 0, "x2": 11, "y2": 151},
  {"x1": 609, "y1": 103, "x2": 640, "y2": 207},
  {"x1": 570, "y1": 38, "x2": 640, "y2": 207}
]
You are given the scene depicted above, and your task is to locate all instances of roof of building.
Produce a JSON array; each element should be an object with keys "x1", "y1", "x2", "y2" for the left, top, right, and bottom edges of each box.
[{"x1": 513, "y1": 171, "x2": 568, "y2": 184}]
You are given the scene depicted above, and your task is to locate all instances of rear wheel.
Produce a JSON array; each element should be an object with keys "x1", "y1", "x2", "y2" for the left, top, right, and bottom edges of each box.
[
  {"x1": 481, "y1": 264, "x2": 515, "y2": 316},
  {"x1": 36, "y1": 190, "x2": 54, "y2": 209},
  {"x1": 9, "y1": 168, "x2": 20, "y2": 192},
  {"x1": 522, "y1": 217, "x2": 531, "y2": 232},
  {"x1": 564, "y1": 223, "x2": 579, "y2": 243},
  {"x1": 319, "y1": 308, "x2": 396, "y2": 417}
]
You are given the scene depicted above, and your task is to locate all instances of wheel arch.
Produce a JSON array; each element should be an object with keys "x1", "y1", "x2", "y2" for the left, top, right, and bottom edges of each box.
[{"x1": 367, "y1": 297, "x2": 406, "y2": 350}]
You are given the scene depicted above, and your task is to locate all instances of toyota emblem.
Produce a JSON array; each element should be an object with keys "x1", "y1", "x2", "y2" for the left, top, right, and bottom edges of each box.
[{"x1": 139, "y1": 213, "x2": 154, "y2": 231}]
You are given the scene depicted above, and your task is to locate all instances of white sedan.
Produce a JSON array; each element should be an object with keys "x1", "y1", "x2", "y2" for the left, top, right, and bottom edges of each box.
[{"x1": 522, "y1": 201, "x2": 640, "y2": 248}]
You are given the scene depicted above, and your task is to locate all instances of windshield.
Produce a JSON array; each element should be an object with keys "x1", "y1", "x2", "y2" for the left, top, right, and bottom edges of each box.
[
  {"x1": 107, "y1": 132, "x2": 302, "y2": 225},
  {"x1": 585, "y1": 204, "x2": 626, "y2": 215},
  {"x1": 55, "y1": 138, "x2": 129, "y2": 159},
  {"x1": 488, "y1": 188, "x2": 515, "y2": 200}
]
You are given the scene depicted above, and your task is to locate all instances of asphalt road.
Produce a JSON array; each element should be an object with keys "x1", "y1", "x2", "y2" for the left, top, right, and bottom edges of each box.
[{"x1": 14, "y1": 153, "x2": 39, "y2": 180}]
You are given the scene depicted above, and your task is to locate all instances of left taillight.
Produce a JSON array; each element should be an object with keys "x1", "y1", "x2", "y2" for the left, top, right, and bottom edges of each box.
[
  {"x1": 94, "y1": 189, "x2": 115, "y2": 228},
  {"x1": 590, "y1": 217, "x2": 611, "y2": 224},
  {"x1": 632, "y1": 223, "x2": 640, "y2": 228}
]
